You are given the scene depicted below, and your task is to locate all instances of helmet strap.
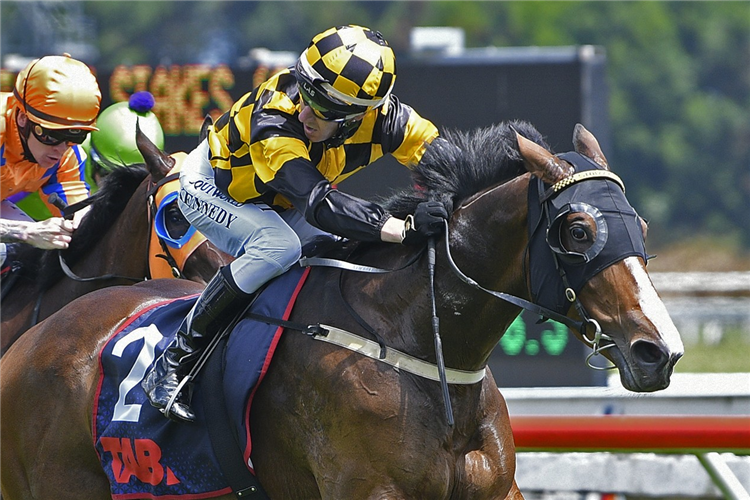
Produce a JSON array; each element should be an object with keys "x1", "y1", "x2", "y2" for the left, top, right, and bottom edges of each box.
[
  {"x1": 15, "y1": 110, "x2": 37, "y2": 163},
  {"x1": 325, "y1": 118, "x2": 362, "y2": 148}
]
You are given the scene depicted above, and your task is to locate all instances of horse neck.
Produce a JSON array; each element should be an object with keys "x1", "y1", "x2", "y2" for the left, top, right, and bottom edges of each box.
[
  {"x1": 342, "y1": 174, "x2": 532, "y2": 372},
  {"x1": 91, "y1": 179, "x2": 152, "y2": 276},
  {"x1": 39, "y1": 179, "x2": 152, "y2": 320},
  {"x1": 433, "y1": 174, "x2": 532, "y2": 370}
]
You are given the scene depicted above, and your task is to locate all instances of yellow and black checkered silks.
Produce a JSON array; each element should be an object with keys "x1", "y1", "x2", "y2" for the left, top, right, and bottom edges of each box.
[
  {"x1": 207, "y1": 68, "x2": 438, "y2": 208},
  {"x1": 299, "y1": 25, "x2": 396, "y2": 115}
]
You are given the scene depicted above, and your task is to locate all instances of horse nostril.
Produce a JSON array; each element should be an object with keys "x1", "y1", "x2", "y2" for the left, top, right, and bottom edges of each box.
[{"x1": 631, "y1": 340, "x2": 668, "y2": 368}]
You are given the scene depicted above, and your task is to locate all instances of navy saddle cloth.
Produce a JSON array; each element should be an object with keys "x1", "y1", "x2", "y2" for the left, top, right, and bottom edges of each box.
[{"x1": 93, "y1": 266, "x2": 308, "y2": 499}]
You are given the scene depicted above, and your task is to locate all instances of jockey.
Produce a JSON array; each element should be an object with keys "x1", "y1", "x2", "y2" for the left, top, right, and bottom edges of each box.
[
  {"x1": 82, "y1": 91, "x2": 165, "y2": 191},
  {"x1": 1, "y1": 54, "x2": 101, "y2": 266},
  {"x1": 142, "y1": 25, "x2": 449, "y2": 423}
]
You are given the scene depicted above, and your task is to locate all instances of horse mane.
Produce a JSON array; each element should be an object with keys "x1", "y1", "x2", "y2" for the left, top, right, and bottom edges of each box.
[
  {"x1": 35, "y1": 165, "x2": 149, "y2": 290},
  {"x1": 383, "y1": 119, "x2": 550, "y2": 217}
]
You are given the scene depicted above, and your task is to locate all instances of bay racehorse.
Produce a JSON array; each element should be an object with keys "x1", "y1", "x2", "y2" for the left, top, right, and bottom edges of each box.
[
  {"x1": 0, "y1": 126, "x2": 233, "y2": 354},
  {"x1": 0, "y1": 121, "x2": 683, "y2": 499}
]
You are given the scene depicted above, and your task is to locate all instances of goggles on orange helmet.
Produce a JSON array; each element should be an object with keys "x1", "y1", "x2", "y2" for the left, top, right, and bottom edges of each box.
[{"x1": 30, "y1": 122, "x2": 89, "y2": 146}]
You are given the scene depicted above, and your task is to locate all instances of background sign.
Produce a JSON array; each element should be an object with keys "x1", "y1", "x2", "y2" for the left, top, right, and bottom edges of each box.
[{"x1": 488, "y1": 311, "x2": 609, "y2": 387}]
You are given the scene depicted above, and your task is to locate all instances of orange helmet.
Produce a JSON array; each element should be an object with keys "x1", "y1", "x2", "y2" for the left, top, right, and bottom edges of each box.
[{"x1": 13, "y1": 54, "x2": 101, "y2": 132}]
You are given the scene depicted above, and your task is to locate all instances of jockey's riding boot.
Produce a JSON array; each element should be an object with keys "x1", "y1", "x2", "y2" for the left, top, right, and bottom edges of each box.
[{"x1": 141, "y1": 266, "x2": 253, "y2": 423}]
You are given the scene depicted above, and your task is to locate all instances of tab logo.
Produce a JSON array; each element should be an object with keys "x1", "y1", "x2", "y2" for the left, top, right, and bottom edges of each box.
[{"x1": 100, "y1": 437, "x2": 180, "y2": 486}]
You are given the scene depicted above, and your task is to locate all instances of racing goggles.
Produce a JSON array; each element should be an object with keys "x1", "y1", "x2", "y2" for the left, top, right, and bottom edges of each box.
[
  {"x1": 154, "y1": 191, "x2": 197, "y2": 248},
  {"x1": 298, "y1": 83, "x2": 367, "y2": 123},
  {"x1": 31, "y1": 122, "x2": 88, "y2": 145}
]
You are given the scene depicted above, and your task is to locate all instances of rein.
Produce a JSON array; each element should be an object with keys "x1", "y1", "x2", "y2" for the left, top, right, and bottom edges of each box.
[
  {"x1": 29, "y1": 173, "x2": 190, "y2": 329},
  {"x1": 440, "y1": 219, "x2": 612, "y2": 368},
  {"x1": 50, "y1": 190, "x2": 148, "y2": 285}
]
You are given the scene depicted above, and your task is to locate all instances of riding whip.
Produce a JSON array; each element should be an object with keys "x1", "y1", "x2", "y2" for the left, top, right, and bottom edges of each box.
[{"x1": 429, "y1": 234, "x2": 455, "y2": 427}]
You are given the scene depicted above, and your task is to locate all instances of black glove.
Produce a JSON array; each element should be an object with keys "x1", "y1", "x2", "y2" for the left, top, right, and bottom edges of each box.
[{"x1": 401, "y1": 201, "x2": 448, "y2": 245}]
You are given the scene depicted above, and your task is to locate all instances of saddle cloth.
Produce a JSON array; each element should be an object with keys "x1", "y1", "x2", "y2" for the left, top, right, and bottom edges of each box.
[{"x1": 93, "y1": 266, "x2": 309, "y2": 499}]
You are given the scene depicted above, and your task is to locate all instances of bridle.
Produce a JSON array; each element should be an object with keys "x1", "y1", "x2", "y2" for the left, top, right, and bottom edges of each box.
[
  {"x1": 30, "y1": 164, "x2": 203, "y2": 327},
  {"x1": 146, "y1": 152, "x2": 206, "y2": 280},
  {"x1": 444, "y1": 155, "x2": 643, "y2": 372}
]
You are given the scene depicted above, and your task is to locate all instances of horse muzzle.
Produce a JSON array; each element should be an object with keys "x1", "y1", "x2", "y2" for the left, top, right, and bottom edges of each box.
[{"x1": 610, "y1": 337, "x2": 684, "y2": 392}]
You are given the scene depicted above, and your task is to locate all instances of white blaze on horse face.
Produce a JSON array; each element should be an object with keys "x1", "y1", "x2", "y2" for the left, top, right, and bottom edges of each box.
[{"x1": 626, "y1": 257, "x2": 684, "y2": 355}]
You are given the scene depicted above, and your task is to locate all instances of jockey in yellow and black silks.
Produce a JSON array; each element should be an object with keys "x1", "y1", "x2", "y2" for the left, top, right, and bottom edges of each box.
[{"x1": 141, "y1": 25, "x2": 449, "y2": 423}]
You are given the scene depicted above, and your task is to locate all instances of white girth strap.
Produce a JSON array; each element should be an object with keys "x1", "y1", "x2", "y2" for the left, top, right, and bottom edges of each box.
[{"x1": 313, "y1": 324, "x2": 486, "y2": 385}]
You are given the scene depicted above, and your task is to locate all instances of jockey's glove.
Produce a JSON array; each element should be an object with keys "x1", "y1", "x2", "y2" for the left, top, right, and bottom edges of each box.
[{"x1": 402, "y1": 201, "x2": 448, "y2": 245}]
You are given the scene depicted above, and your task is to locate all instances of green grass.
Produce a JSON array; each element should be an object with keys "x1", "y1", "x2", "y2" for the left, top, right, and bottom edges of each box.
[{"x1": 674, "y1": 327, "x2": 750, "y2": 373}]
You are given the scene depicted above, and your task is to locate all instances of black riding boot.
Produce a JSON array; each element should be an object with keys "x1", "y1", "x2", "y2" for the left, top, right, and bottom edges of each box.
[{"x1": 141, "y1": 266, "x2": 252, "y2": 422}]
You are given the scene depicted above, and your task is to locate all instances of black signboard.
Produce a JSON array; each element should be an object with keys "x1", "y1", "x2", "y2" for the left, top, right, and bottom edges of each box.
[{"x1": 488, "y1": 311, "x2": 609, "y2": 387}]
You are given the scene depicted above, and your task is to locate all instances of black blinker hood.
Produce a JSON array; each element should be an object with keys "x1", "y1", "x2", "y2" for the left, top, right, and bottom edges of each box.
[{"x1": 527, "y1": 152, "x2": 647, "y2": 315}]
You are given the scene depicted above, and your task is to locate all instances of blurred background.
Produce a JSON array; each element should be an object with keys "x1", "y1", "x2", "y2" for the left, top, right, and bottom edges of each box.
[
  {"x1": 2, "y1": 2, "x2": 749, "y2": 497},
  {"x1": 4, "y1": 0, "x2": 747, "y2": 377},
  {"x1": 2, "y1": 0, "x2": 748, "y2": 375}
]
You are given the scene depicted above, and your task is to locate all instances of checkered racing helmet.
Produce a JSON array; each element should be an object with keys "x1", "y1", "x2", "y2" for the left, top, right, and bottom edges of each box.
[{"x1": 295, "y1": 25, "x2": 396, "y2": 122}]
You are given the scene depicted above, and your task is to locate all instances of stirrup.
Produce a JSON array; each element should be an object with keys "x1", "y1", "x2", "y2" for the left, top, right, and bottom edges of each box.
[{"x1": 163, "y1": 374, "x2": 195, "y2": 422}]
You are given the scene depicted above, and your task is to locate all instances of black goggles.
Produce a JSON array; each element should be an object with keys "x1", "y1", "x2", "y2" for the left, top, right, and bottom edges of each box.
[
  {"x1": 298, "y1": 86, "x2": 366, "y2": 123},
  {"x1": 30, "y1": 123, "x2": 88, "y2": 146}
]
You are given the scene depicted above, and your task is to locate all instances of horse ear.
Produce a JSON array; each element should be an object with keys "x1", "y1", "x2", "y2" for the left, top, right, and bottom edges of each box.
[
  {"x1": 136, "y1": 118, "x2": 175, "y2": 182},
  {"x1": 199, "y1": 114, "x2": 213, "y2": 143},
  {"x1": 573, "y1": 123, "x2": 609, "y2": 170},
  {"x1": 515, "y1": 129, "x2": 573, "y2": 184}
]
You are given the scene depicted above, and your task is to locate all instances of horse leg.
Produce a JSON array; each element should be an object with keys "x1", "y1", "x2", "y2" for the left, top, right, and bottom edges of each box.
[
  {"x1": 454, "y1": 376, "x2": 520, "y2": 499},
  {"x1": 504, "y1": 480, "x2": 525, "y2": 500},
  {"x1": 0, "y1": 300, "x2": 121, "y2": 498}
]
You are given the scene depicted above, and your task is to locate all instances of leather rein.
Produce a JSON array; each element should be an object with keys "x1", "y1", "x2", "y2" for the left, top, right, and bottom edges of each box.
[{"x1": 29, "y1": 173, "x2": 186, "y2": 327}]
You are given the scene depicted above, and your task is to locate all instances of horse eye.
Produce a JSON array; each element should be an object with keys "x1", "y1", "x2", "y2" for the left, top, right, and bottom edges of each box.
[
  {"x1": 166, "y1": 204, "x2": 183, "y2": 223},
  {"x1": 570, "y1": 226, "x2": 587, "y2": 241}
]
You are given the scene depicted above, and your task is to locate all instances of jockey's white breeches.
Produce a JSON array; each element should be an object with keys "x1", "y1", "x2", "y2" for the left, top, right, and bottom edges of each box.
[{"x1": 178, "y1": 139, "x2": 331, "y2": 294}]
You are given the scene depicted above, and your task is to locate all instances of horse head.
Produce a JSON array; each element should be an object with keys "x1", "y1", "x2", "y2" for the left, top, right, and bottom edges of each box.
[
  {"x1": 514, "y1": 124, "x2": 683, "y2": 391},
  {"x1": 136, "y1": 121, "x2": 233, "y2": 284},
  {"x1": 388, "y1": 121, "x2": 683, "y2": 393}
]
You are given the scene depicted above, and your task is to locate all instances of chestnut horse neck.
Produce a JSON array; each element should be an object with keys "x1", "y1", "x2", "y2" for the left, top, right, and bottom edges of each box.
[
  {"x1": 77, "y1": 173, "x2": 154, "y2": 281},
  {"x1": 334, "y1": 123, "x2": 545, "y2": 373},
  {"x1": 436, "y1": 174, "x2": 535, "y2": 369}
]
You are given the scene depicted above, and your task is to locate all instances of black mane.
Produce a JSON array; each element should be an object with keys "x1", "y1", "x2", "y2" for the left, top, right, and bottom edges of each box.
[
  {"x1": 33, "y1": 165, "x2": 149, "y2": 290},
  {"x1": 383, "y1": 120, "x2": 549, "y2": 217}
]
